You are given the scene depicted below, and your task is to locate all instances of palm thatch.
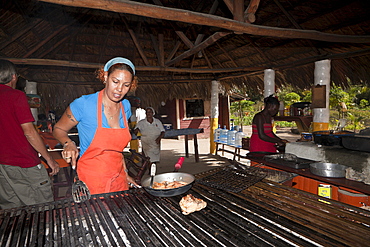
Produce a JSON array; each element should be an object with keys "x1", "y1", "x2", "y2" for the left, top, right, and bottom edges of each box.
[{"x1": 1, "y1": 0, "x2": 369, "y2": 115}]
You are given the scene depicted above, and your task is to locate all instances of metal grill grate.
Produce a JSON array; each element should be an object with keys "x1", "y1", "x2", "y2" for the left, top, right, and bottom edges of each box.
[
  {"x1": 197, "y1": 166, "x2": 267, "y2": 193},
  {"x1": 1, "y1": 169, "x2": 369, "y2": 246}
]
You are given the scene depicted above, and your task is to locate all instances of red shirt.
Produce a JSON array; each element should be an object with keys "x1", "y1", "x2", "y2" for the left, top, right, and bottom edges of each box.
[{"x1": 0, "y1": 84, "x2": 40, "y2": 168}]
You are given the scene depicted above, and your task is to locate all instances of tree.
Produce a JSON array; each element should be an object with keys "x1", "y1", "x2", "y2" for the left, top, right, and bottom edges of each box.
[
  {"x1": 347, "y1": 112, "x2": 364, "y2": 132},
  {"x1": 282, "y1": 92, "x2": 301, "y2": 106},
  {"x1": 301, "y1": 90, "x2": 312, "y2": 102},
  {"x1": 230, "y1": 100, "x2": 255, "y2": 127},
  {"x1": 329, "y1": 85, "x2": 349, "y2": 117}
]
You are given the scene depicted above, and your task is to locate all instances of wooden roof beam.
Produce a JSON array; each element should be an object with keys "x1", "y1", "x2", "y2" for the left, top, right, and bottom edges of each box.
[
  {"x1": 216, "y1": 41, "x2": 251, "y2": 83},
  {"x1": 150, "y1": 34, "x2": 165, "y2": 67},
  {"x1": 175, "y1": 31, "x2": 194, "y2": 49},
  {"x1": 233, "y1": 0, "x2": 245, "y2": 22},
  {"x1": 0, "y1": 19, "x2": 43, "y2": 51},
  {"x1": 223, "y1": 0, "x2": 260, "y2": 24},
  {"x1": 272, "y1": 0, "x2": 321, "y2": 56},
  {"x1": 40, "y1": 0, "x2": 370, "y2": 43},
  {"x1": 244, "y1": 0, "x2": 260, "y2": 24},
  {"x1": 166, "y1": 41, "x2": 181, "y2": 63},
  {"x1": 165, "y1": 32, "x2": 231, "y2": 66},
  {"x1": 158, "y1": 33, "x2": 165, "y2": 67},
  {"x1": 121, "y1": 15, "x2": 150, "y2": 66},
  {"x1": 23, "y1": 24, "x2": 69, "y2": 58},
  {"x1": 4, "y1": 57, "x2": 265, "y2": 73}
]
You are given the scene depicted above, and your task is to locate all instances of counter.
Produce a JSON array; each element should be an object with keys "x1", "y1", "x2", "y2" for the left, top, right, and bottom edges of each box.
[
  {"x1": 248, "y1": 152, "x2": 370, "y2": 207},
  {"x1": 248, "y1": 155, "x2": 370, "y2": 195},
  {"x1": 286, "y1": 141, "x2": 370, "y2": 172}
]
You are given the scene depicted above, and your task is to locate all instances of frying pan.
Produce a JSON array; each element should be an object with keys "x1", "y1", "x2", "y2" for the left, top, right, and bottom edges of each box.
[{"x1": 141, "y1": 172, "x2": 195, "y2": 197}]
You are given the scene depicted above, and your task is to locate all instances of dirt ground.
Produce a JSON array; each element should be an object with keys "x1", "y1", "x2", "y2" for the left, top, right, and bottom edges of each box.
[{"x1": 138, "y1": 126, "x2": 300, "y2": 180}]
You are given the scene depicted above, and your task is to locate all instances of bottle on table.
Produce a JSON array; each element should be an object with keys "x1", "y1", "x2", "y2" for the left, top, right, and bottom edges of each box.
[
  {"x1": 219, "y1": 125, "x2": 228, "y2": 144},
  {"x1": 227, "y1": 126, "x2": 237, "y2": 146},
  {"x1": 214, "y1": 124, "x2": 221, "y2": 142},
  {"x1": 235, "y1": 127, "x2": 246, "y2": 148}
]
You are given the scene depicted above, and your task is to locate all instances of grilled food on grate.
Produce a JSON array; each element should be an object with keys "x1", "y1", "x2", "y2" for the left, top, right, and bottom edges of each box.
[
  {"x1": 153, "y1": 181, "x2": 188, "y2": 189},
  {"x1": 179, "y1": 194, "x2": 207, "y2": 215}
]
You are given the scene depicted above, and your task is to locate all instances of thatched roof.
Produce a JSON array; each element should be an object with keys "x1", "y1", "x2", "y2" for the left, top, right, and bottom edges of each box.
[{"x1": 1, "y1": 0, "x2": 369, "y2": 114}]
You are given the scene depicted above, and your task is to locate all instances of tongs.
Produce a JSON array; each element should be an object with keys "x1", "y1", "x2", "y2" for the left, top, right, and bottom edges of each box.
[{"x1": 72, "y1": 165, "x2": 91, "y2": 203}]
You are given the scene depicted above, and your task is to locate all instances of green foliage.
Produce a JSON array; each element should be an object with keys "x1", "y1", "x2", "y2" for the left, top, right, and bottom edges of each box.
[
  {"x1": 355, "y1": 86, "x2": 370, "y2": 105},
  {"x1": 231, "y1": 84, "x2": 370, "y2": 131},
  {"x1": 276, "y1": 86, "x2": 300, "y2": 106},
  {"x1": 282, "y1": 92, "x2": 301, "y2": 106},
  {"x1": 230, "y1": 100, "x2": 255, "y2": 126},
  {"x1": 347, "y1": 112, "x2": 365, "y2": 132},
  {"x1": 359, "y1": 99, "x2": 369, "y2": 108},
  {"x1": 301, "y1": 90, "x2": 312, "y2": 102},
  {"x1": 329, "y1": 85, "x2": 349, "y2": 112}
]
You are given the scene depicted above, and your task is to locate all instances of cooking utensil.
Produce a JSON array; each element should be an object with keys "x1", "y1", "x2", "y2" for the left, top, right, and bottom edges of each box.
[
  {"x1": 310, "y1": 162, "x2": 348, "y2": 178},
  {"x1": 264, "y1": 153, "x2": 313, "y2": 169},
  {"x1": 141, "y1": 172, "x2": 195, "y2": 197},
  {"x1": 72, "y1": 166, "x2": 91, "y2": 203},
  {"x1": 265, "y1": 153, "x2": 298, "y2": 162},
  {"x1": 150, "y1": 163, "x2": 156, "y2": 188}
]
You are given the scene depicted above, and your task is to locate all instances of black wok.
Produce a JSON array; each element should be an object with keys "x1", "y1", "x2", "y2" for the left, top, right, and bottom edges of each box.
[{"x1": 141, "y1": 172, "x2": 195, "y2": 197}]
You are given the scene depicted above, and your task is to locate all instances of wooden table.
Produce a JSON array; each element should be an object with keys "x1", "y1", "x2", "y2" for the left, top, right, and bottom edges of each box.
[
  {"x1": 274, "y1": 115, "x2": 313, "y2": 133},
  {"x1": 164, "y1": 128, "x2": 204, "y2": 162},
  {"x1": 215, "y1": 142, "x2": 243, "y2": 161}
]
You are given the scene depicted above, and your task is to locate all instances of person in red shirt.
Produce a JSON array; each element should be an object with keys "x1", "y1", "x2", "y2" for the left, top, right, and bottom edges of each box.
[
  {"x1": 0, "y1": 59, "x2": 59, "y2": 209},
  {"x1": 250, "y1": 95, "x2": 289, "y2": 153}
]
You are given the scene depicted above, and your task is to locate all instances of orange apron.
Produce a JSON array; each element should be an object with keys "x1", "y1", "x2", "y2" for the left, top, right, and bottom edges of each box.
[{"x1": 77, "y1": 90, "x2": 131, "y2": 195}]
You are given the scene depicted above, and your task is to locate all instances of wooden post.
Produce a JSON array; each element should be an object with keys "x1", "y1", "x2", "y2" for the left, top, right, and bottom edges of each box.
[
  {"x1": 193, "y1": 134, "x2": 199, "y2": 162},
  {"x1": 185, "y1": 135, "x2": 189, "y2": 158}
]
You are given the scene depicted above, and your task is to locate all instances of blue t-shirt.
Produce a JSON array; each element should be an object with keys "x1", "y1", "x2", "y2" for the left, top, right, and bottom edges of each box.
[{"x1": 70, "y1": 91, "x2": 131, "y2": 157}]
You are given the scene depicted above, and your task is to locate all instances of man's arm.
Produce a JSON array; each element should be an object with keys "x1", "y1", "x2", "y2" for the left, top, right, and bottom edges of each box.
[{"x1": 21, "y1": 122, "x2": 60, "y2": 176}]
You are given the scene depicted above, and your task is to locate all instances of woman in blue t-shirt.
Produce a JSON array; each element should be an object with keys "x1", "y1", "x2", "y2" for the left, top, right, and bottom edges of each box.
[{"x1": 53, "y1": 57, "x2": 139, "y2": 194}]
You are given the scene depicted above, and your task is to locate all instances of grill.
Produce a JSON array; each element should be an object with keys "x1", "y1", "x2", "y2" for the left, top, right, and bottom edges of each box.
[
  {"x1": 197, "y1": 165, "x2": 267, "y2": 192},
  {"x1": 1, "y1": 165, "x2": 369, "y2": 246}
]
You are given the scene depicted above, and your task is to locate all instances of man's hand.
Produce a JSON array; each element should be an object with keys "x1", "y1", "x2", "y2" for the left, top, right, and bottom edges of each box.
[{"x1": 46, "y1": 158, "x2": 60, "y2": 176}]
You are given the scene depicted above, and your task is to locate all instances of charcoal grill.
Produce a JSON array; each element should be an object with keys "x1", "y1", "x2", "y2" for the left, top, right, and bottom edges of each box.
[
  {"x1": 197, "y1": 165, "x2": 267, "y2": 193},
  {"x1": 1, "y1": 165, "x2": 369, "y2": 246}
]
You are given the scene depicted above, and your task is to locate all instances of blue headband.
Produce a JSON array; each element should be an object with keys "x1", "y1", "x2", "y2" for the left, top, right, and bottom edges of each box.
[{"x1": 103, "y1": 57, "x2": 135, "y2": 75}]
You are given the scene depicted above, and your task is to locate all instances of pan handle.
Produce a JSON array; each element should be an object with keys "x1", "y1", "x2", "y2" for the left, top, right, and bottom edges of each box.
[{"x1": 174, "y1": 157, "x2": 185, "y2": 172}]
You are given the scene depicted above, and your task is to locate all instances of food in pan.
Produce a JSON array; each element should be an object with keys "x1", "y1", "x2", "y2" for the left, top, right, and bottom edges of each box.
[
  {"x1": 153, "y1": 181, "x2": 188, "y2": 189},
  {"x1": 179, "y1": 194, "x2": 207, "y2": 215}
]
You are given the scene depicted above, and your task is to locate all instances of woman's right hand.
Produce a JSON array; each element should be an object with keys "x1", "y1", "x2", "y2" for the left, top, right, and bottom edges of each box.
[{"x1": 62, "y1": 140, "x2": 79, "y2": 168}]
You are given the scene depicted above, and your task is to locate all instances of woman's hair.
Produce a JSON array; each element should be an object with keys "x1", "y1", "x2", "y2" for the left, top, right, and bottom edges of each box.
[
  {"x1": 96, "y1": 63, "x2": 138, "y2": 90},
  {"x1": 0, "y1": 59, "x2": 16, "y2": 84},
  {"x1": 264, "y1": 94, "x2": 280, "y2": 106}
]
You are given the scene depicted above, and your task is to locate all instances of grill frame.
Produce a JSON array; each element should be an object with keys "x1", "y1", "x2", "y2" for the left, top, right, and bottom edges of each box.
[{"x1": 1, "y1": 166, "x2": 370, "y2": 247}]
